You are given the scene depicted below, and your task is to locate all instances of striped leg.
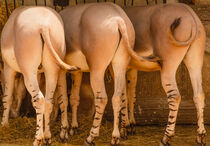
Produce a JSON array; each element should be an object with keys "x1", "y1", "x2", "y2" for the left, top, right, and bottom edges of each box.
[
  {"x1": 120, "y1": 87, "x2": 129, "y2": 139},
  {"x1": 57, "y1": 70, "x2": 69, "y2": 142},
  {"x1": 69, "y1": 71, "x2": 82, "y2": 136},
  {"x1": 43, "y1": 64, "x2": 59, "y2": 145},
  {"x1": 184, "y1": 44, "x2": 206, "y2": 145},
  {"x1": 85, "y1": 70, "x2": 107, "y2": 145},
  {"x1": 1, "y1": 63, "x2": 16, "y2": 126},
  {"x1": 126, "y1": 69, "x2": 137, "y2": 135},
  {"x1": 160, "y1": 67, "x2": 181, "y2": 146},
  {"x1": 187, "y1": 68, "x2": 206, "y2": 145},
  {"x1": 11, "y1": 75, "x2": 26, "y2": 118},
  {"x1": 23, "y1": 72, "x2": 45, "y2": 146}
]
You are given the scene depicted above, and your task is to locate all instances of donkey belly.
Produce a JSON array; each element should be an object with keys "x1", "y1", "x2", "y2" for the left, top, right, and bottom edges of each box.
[{"x1": 65, "y1": 50, "x2": 89, "y2": 72}]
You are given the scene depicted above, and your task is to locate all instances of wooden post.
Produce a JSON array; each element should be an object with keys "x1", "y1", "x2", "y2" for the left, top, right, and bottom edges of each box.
[
  {"x1": 4, "y1": 0, "x2": 9, "y2": 18},
  {"x1": 44, "y1": 0, "x2": 46, "y2": 6},
  {"x1": 35, "y1": 0, "x2": 37, "y2": 5},
  {"x1": 22, "y1": 0, "x2": 24, "y2": 5},
  {"x1": 13, "y1": 0, "x2": 16, "y2": 8}
]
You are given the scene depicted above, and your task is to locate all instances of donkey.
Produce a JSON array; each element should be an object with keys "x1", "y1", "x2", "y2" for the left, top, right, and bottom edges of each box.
[
  {"x1": 58, "y1": 2, "x2": 157, "y2": 145},
  {"x1": 122, "y1": 3, "x2": 207, "y2": 146},
  {"x1": 1, "y1": 6, "x2": 78, "y2": 146},
  {"x1": 61, "y1": 2, "x2": 207, "y2": 146}
]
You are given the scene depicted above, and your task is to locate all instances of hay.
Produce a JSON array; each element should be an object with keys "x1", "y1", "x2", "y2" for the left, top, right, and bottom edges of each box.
[
  {"x1": 0, "y1": 0, "x2": 20, "y2": 34},
  {"x1": 0, "y1": 109, "x2": 114, "y2": 145}
]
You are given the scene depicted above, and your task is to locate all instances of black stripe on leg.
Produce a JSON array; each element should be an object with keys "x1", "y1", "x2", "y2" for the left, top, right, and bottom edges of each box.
[
  {"x1": 33, "y1": 94, "x2": 39, "y2": 99},
  {"x1": 95, "y1": 105, "x2": 100, "y2": 109},
  {"x1": 167, "y1": 121, "x2": 175, "y2": 125},
  {"x1": 58, "y1": 101, "x2": 63, "y2": 106},
  {"x1": 57, "y1": 95, "x2": 62, "y2": 100},
  {"x1": 90, "y1": 131, "x2": 97, "y2": 136},
  {"x1": 2, "y1": 95, "x2": 8, "y2": 98},
  {"x1": 168, "y1": 94, "x2": 177, "y2": 99},
  {"x1": 96, "y1": 111, "x2": 103, "y2": 115},
  {"x1": 92, "y1": 125, "x2": 99, "y2": 129},
  {"x1": 169, "y1": 104, "x2": 175, "y2": 107},
  {"x1": 96, "y1": 97, "x2": 104, "y2": 100},
  {"x1": 121, "y1": 106, "x2": 126, "y2": 111},
  {"x1": 169, "y1": 116, "x2": 175, "y2": 119},
  {"x1": 167, "y1": 90, "x2": 175, "y2": 94},
  {"x1": 94, "y1": 117, "x2": 100, "y2": 120},
  {"x1": 169, "y1": 108, "x2": 177, "y2": 112}
]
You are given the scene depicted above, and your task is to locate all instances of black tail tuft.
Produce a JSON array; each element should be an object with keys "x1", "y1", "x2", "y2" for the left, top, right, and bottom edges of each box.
[{"x1": 170, "y1": 17, "x2": 181, "y2": 34}]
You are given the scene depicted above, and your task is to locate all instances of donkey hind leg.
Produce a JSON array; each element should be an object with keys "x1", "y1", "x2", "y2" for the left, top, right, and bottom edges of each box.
[
  {"x1": 85, "y1": 70, "x2": 108, "y2": 145},
  {"x1": 11, "y1": 75, "x2": 26, "y2": 118},
  {"x1": 69, "y1": 72, "x2": 83, "y2": 136},
  {"x1": 1, "y1": 63, "x2": 16, "y2": 126},
  {"x1": 159, "y1": 64, "x2": 181, "y2": 146},
  {"x1": 184, "y1": 44, "x2": 206, "y2": 145},
  {"x1": 126, "y1": 69, "x2": 138, "y2": 135},
  {"x1": 23, "y1": 71, "x2": 45, "y2": 146},
  {"x1": 111, "y1": 42, "x2": 129, "y2": 145},
  {"x1": 57, "y1": 70, "x2": 69, "y2": 142},
  {"x1": 43, "y1": 63, "x2": 59, "y2": 145}
]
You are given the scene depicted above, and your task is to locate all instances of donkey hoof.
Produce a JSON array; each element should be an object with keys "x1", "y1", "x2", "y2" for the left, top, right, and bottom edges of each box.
[
  {"x1": 84, "y1": 139, "x2": 95, "y2": 146},
  {"x1": 111, "y1": 137, "x2": 120, "y2": 146},
  {"x1": 60, "y1": 126, "x2": 69, "y2": 143},
  {"x1": 196, "y1": 134, "x2": 206, "y2": 146},
  {"x1": 127, "y1": 123, "x2": 136, "y2": 135},
  {"x1": 120, "y1": 127, "x2": 128, "y2": 140},
  {"x1": 159, "y1": 139, "x2": 170, "y2": 146},
  {"x1": 43, "y1": 138, "x2": 51, "y2": 146},
  {"x1": 70, "y1": 127, "x2": 78, "y2": 136},
  {"x1": 33, "y1": 138, "x2": 42, "y2": 146}
]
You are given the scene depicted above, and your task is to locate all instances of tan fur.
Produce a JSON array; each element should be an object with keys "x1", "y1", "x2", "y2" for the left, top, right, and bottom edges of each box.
[
  {"x1": 58, "y1": 2, "x2": 155, "y2": 145},
  {"x1": 1, "y1": 6, "x2": 78, "y2": 146},
  {"x1": 124, "y1": 3, "x2": 206, "y2": 145}
]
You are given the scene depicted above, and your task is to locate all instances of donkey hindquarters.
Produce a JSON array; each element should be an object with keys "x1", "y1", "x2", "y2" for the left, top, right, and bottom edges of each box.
[
  {"x1": 124, "y1": 3, "x2": 206, "y2": 146},
  {"x1": 1, "y1": 7, "x2": 78, "y2": 146}
]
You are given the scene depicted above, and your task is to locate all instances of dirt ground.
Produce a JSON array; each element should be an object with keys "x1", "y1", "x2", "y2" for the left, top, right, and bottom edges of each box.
[{"x1": 0, "y1": 113, "x2": 210, "y2": 146}]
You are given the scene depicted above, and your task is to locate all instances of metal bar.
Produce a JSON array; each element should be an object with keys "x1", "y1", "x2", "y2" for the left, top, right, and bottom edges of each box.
[
  {"x1": 75, "y1": 0, "x2": 78, "y2": 4},
  {"x1": 4, "y1": 0, "x2": 9, "y2": 18},
  {"x1": 22, "y1": 0, "x2": 24, "y2": 5},
  {"x1": 35, "y1": 0, "x2": 37, "y2": 5},
  {"x1": 146, "y1": 0, "x2": 148, "y2": 5},
  {"x1": 14, "y1": 0, "x2": 16, "y2": 9},
  {"x1": 131, "y1": 0, "x2": 134, "y2": 5},
  {"x1": 124, "y1": 0, "x2": 126, "y2": 6},
  {"x1": 44, "y1": 0, "x2": 46, "y2": 6},
  {"x1": 155, "y1": 0, "x2": 157, "y2": 4}
]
